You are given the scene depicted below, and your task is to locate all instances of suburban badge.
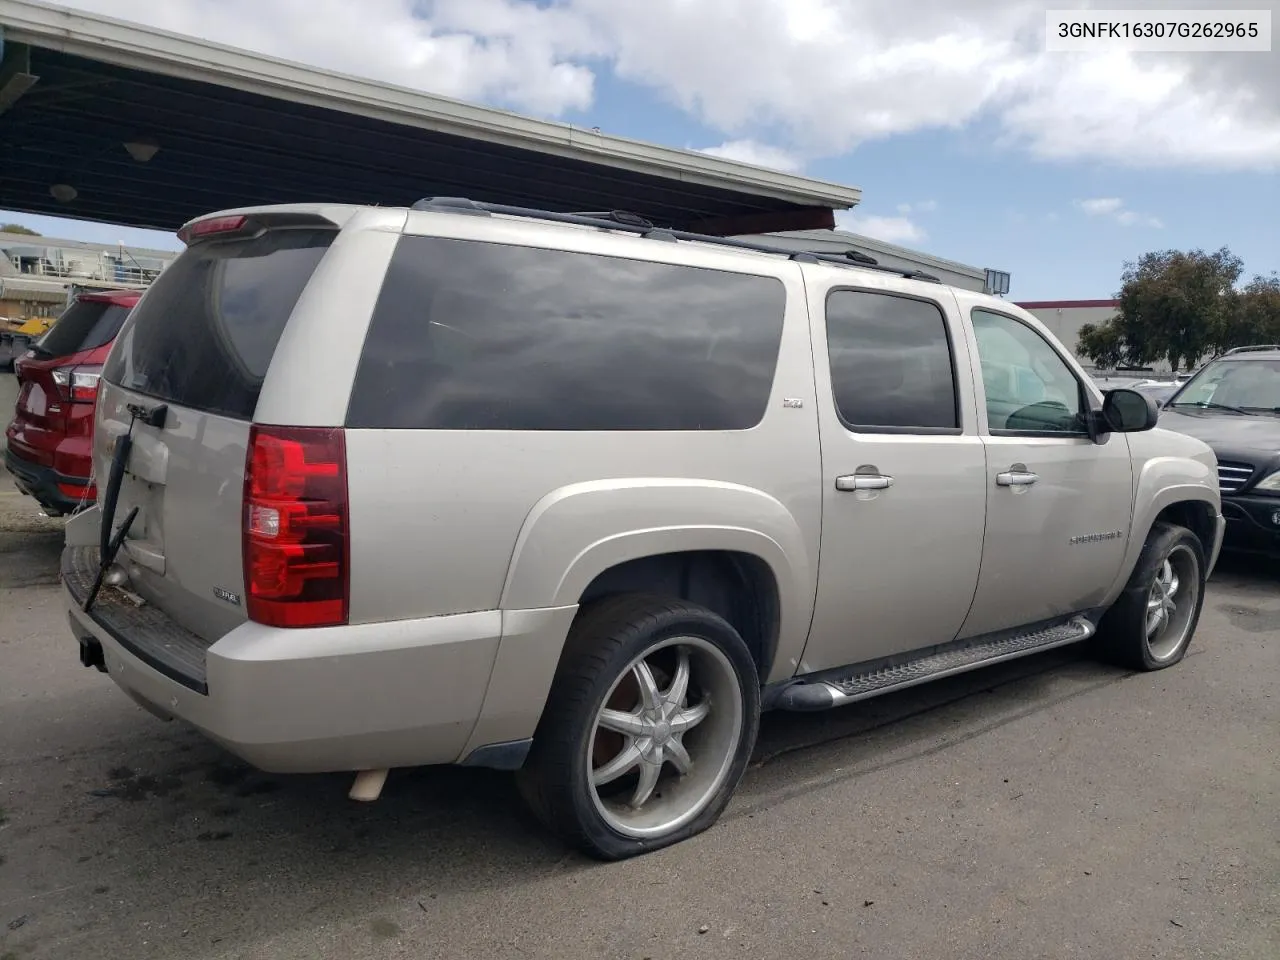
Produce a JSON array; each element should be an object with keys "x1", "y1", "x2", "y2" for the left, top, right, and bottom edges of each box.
[{"x1": 1069, "y1": 530, "x2": 1124, "y2": 545}]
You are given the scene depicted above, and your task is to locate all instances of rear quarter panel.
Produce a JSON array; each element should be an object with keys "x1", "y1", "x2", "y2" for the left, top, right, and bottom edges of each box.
[{"x1": 341, "y1": 215, "x2": 823, "y2": 685}]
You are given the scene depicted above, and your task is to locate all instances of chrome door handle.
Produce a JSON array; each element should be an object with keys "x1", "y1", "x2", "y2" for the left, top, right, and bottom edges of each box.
[
  {"x1": 836, "y1": 474, "x2": 894, "y2": 491},
  {"x1": 996, "y1": 470, "x2": 1039, "y2": 486}
]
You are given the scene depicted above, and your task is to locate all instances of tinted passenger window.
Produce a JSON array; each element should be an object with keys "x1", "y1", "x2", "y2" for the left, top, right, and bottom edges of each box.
[
  {"x1": 103, "y1": 228, "x2": 334, "y2": 420},
  {"x1": 33, "y1": 300, "x2": 131, "y2": 358},
  {"x1": 825, "y1": 290, "x2": 958, "y2": 431},
  {"x1": 346, "y1": 236, "x2": 786, "y2": 431},
  {"x1": 971, "y1": 309, "x2": 1084, "y2": 434}
]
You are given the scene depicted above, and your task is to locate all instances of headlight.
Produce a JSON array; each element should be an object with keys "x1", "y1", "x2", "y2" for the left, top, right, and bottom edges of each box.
[{"x1": 1252, "y1": 471, "x2": 1280, "y2": 493}]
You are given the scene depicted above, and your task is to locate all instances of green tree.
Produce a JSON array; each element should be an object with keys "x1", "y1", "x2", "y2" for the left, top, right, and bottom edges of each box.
[
  {"x1": 1076, "y1": 320, "x2": 1126, "y2": 369},
  {"x1": 1220, "y1": 274, "x2": 1280, "y2": 350},
  {"x1": 1077, "y1": 247, "x2": 1246, "y2": 372},
  {"x1": 0, "y1": 224, "x2": 40, "y2": 236}
]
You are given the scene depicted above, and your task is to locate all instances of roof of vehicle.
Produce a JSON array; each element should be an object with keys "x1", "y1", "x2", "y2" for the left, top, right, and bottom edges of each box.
[
  {"x1": 188, "y1": 199, "x2": 986, "y2": 297},
  {"x1": 1218, "y1": 345, "x2": 1280, "y2": 359}
]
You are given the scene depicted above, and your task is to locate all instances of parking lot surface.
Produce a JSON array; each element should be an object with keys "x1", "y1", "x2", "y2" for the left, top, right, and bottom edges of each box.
[{"x1": 1, "y1": 372, "x2": 1277, "y2": 960}]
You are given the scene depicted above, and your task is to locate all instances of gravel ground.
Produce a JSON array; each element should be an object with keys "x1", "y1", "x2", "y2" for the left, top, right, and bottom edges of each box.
[{"x1": 1, "y1": 371, "x2": 1277, "y2": 960}]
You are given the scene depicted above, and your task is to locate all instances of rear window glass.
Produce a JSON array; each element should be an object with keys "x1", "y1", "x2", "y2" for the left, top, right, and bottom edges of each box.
[
  {"x1": 103, "y1": 228, "x2": 334, "y2": 420},
  {"x1": 346, "y1": 236, "x2": 786, "y2": 431},
  {"x1": 34, "y1": 300, "x2": 131, "y2": 358}
]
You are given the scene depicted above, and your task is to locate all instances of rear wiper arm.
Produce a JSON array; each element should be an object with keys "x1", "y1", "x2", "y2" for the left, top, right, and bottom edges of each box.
[
  {"x1": 83, "y1": 425, "x2": 137, "y2": 614},
  {"x1": 83, "y1": 402, "x2": 165, "y2": 613}
]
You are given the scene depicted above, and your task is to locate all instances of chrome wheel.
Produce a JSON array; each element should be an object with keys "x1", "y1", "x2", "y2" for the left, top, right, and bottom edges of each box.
[
  {"x1": 1146, "y1": 543, "x2": 1199, "y2": 662},
  {"x1": 587, "y1": 635, "x2": 744, "y2": 840}
]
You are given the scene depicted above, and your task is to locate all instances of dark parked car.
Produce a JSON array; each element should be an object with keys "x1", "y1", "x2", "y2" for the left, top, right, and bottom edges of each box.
[
  {"x1": 1133, "y1": 379, "x2": 1186, "y2": 407},
  {"x1": 4, "y1": 290, "x2": 140, "y2": 516},
  {"x1": 1158, "y1": 345, "x2": 1280, "y2": 555}
]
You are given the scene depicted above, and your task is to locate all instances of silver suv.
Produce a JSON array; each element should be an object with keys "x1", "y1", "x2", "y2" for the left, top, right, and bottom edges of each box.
[{"x1": 62, "y1": 198, "x2": 1224, "y2": 860}]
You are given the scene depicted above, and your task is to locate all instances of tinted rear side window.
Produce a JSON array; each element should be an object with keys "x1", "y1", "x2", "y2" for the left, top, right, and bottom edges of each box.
[
  {"x1": 346, "y1": 236, "x2": 786, "y2": 431},
  {"x1": 34, "y1": 300, "x2": 131, "y2": 358},
  {"x1": 825, "y1": 289, "x2": 959, "y2": 432},
  {"x1": 103, "y1": 228, "x2": 334, "y2": 420}
]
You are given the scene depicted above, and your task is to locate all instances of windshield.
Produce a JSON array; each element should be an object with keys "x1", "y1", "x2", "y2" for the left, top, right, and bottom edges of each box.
[{"x1": 1170, "y1": 358, "x2": 1280, "y2": 413}]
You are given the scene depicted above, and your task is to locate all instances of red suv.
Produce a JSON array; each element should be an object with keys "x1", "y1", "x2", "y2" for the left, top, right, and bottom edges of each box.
[{"x1": 4, "y1": 290, "x2": 140, "y2": 516}]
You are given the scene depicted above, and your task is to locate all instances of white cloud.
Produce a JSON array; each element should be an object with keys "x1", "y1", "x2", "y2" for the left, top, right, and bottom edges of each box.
[
  {"x1": 55, "y1": 0, "x2": 1280, "y2": 172},
  {"x1": 63, "y1": 0, "x2": 605, "y2": 116},
  {"x1": 1078, "y1": 198, "x2": 1124, "y2": 217},
  {"x1": 697, "y1": 140, "x2": 803, "y2": 173},
  {"x1": 897, "y1": 200, "x2": 938, "y2": 215},
  {"x1": 835, "y1": 211, "x2": 926, "y2": 245},
  {"x1": 1000, "y1": 49, "x2": 1280, "y2": 170},
  {"x1": 571, "y1": 0, "x2": 1280, "y2": 171},
  {"x1": 1075, "y1": 197, "x2": 1163, "y2": 228}
]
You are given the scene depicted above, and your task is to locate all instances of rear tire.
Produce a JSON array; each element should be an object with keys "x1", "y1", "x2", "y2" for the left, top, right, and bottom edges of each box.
[
  {"x1": 517, "y1": 594, "x2": 760, "y2": 861},
  {"x1": 1095, "y1": 522, "x2": 1205, "y2": 671}
]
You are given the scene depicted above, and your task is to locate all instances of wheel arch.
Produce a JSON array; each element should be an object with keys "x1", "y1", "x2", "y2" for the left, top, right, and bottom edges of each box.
[
  {"x1": 498, "y1": 478, "x2": 817, "y2": 685},
  {"x1": 1104, "y1": 481, "x2": 1221, "y2": 608},
  {"x1": 577, "y1": 549, "x2": 782, "y2": 682}
]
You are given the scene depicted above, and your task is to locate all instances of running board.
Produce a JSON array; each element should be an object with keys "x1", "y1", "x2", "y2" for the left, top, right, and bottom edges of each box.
[{"x1": 775, "y1": 616, "x2": 1096, "y2": 712}]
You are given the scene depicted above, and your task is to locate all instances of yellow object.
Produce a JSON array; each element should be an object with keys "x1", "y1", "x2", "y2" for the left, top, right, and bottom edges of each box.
[{"x1": 14, "y1": 317, "x2": 52, "y2": 336}]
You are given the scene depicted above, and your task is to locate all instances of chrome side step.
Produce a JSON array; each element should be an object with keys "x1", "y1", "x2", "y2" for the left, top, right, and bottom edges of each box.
[{"x1": 776, "y1": 616, "x2": 1096, "y2": 712}]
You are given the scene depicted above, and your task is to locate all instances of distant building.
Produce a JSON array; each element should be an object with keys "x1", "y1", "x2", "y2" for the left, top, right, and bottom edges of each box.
[
  {"x1": 1016, "y1": 298, "x2": 1175, "y2": 375},
  {"x1": 0, "y1": 231, "x2": 177, "y2": 320},
  {"x1": 1016, "y1": 298, "x2": 1119, "y2": 354}
]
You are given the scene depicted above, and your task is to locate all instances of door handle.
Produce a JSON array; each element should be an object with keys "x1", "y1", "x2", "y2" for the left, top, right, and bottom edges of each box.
[
  {"x1": 836, "y1": 474, "x2": 894, "y2": 491},
  {"x1": 996, "y1": 470, "x2": 1039, "y2": 486}
]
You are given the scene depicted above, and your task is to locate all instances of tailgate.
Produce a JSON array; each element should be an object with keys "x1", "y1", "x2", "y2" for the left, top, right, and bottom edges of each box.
[
  {"x1": 92, "y1": 221, "x2": 337, "y2": 643},
  {"x1": 95, "y1": 383, "x2": 253, "y2": 641}
]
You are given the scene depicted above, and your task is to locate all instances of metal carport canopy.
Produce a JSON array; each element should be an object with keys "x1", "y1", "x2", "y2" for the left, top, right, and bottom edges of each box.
[{"x1": 0, "y1": 0, "x2": 861, "y2": 237}]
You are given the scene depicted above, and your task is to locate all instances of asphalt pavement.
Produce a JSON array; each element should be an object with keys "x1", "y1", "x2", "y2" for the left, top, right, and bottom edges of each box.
[{"x1": 1, "y1": 371, "x2": 1277, "y2": 960}]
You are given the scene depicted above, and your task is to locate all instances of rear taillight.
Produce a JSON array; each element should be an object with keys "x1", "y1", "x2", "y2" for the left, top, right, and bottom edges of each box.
[
  {"x1": 58, "y1": 480, "x2": 97, "y2": 501},
  {"x1": 242, "y1": 425, "x2": 349, "y2": 628},
  {"x1": 50, "y1": 365, "x2": 102, "y2": 403}
]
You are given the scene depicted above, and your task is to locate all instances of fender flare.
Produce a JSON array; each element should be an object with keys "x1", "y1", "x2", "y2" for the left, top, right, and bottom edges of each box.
[
  {"x1": 499, "y1": 477, "x2": 817, "y2": 684},
  {"x1": 1104, "y1": 462, "x2": 1220, "y2": 607}
]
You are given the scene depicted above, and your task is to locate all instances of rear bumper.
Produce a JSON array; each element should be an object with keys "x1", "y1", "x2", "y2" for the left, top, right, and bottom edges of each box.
[
  {"x1": 1220, "y1": 494, "x2": 1280, "y2": 556},
  {"x1": 62, "y1": 540, "x2": 576, "y2": 774},
  {"x1": 3, "y1": 447, "x2": 91, "y2": 515}
]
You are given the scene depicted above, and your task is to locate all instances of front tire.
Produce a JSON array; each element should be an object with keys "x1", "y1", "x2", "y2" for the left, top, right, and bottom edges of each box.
[
  {"x1": 517, "y1": 595, "x2": 760, "y2": 861},
  {"x1": 1095, "y1": 521, "x2": 1205, "y2": 670}
]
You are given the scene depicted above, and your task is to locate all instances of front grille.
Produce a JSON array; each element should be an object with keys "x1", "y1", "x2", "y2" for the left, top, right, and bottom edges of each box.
[{"x1": 1217, "y1": 461, "x2": 1256, "y2": 494}]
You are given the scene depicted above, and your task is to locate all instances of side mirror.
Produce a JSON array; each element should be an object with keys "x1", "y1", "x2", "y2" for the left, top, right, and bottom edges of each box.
[{"x1": 1102, "y1": 388, "x2": 1159, "y2": 433}]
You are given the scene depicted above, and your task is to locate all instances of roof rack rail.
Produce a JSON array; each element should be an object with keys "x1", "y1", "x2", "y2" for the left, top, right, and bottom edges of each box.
[
  {"x1": 811, "y1": 249, "x2": 879, "y2": 266},
  {"x1": 409, "y1": 196, "x2": 942, "y2": 283},
  {"x1": 568, "y1": 210, "x2": 656, "y2": 229},
  {"x1": 1224, "y1": 344, "x2": 1280, "y2": 355}
]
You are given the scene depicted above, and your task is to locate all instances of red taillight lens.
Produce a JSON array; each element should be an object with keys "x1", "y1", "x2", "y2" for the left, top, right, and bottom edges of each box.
[
  {"x1": 58, "y1": 481, "x2": 98, "y2": 500},
  {"x1": 178, "y1": 214, "x2": 247, "y2": 245},
  {"x1": 242, "y1": 425, "x2": 349, "y2": 628},
  {"x1": 50, "y1": 365, "x2": 102, "y2": 403}
]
